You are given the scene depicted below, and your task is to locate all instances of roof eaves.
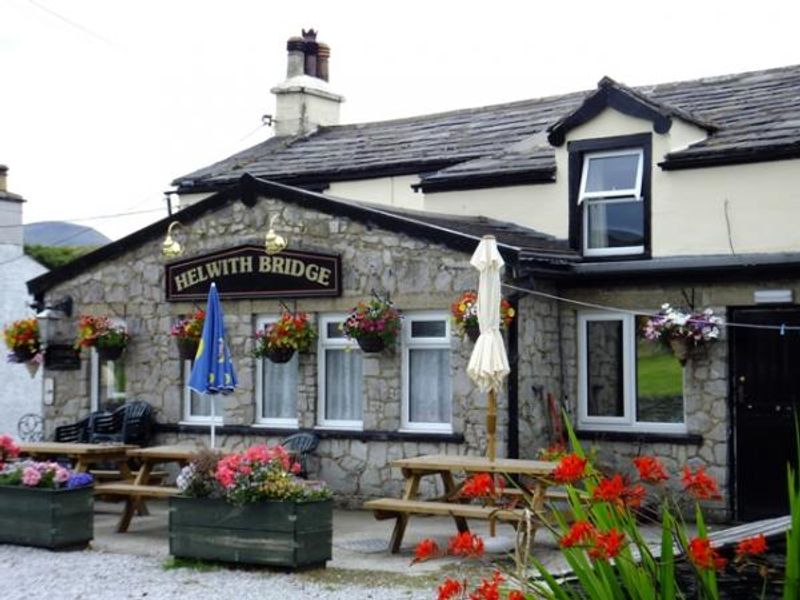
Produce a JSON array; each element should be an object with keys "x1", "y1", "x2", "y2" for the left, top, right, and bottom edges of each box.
[{"x1": 415, "y1": 167, "x2": 556, "y2": 193}]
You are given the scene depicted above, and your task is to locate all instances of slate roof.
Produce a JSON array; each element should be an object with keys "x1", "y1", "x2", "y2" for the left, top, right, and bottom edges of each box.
[{"x1": 174, "y1": 64, "x2": 800, "y2": 193}]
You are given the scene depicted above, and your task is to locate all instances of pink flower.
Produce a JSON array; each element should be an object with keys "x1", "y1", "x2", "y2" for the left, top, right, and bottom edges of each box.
[
  {"x1": 54, "y1": 466, "x2": 70, "y2": 483},
  {"x1": 290, "y1": 462, "x2": 301, "y2": 475},
  {"x1": 22, "y1": 466, "x2": 42, "y2": 486}
]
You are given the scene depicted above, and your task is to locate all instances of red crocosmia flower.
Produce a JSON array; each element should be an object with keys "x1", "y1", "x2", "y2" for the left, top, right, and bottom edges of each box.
[
  {"x1": 735, "y1": 534, "x2": 768, "y2": 558},
  {"x1": 437, "y1": 577, "x2": 464, "y2": 600},
  {"x1": 461, "y1": 473, "x2": 505, "y2": 498},
  {"x1": 552, "y1": 454, "x2": 588, "y2": 483},
  {"x1": 559, "y1": 520, "x2": 596, "y2": 548},
  {"x1": 622, "y1": 483, "x2": 647, "y2": 508},
  {"x1": 413, "y1": 538, "x2": 439, "y2": 563},
  {"x1": 448, "y1": 531, "x2": 485, "y2": 557},
  {"x1": 593, "y1": 474, "x2": 626, "y2": 504},
  {"x1": 588, "y1": 529, "x2": 625, "y2": 560},
  {"x1": 688, "y1": 537, "x2": 727, "y2": 571},
  {"x1": 633, "y1": 456, "x2": 669, "y2": 483},
  {"x1": 468, "y1": 571, "x2": 504, "y2": 600},
  {"x1": 507, "y1": 591, "x2": 526, "y2": 600},
  {"x1": 682, "y1": 466, "x2": 721, "y2": 500}
]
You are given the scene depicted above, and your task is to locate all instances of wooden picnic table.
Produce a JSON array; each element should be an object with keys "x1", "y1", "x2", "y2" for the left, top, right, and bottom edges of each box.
[
  {"x1": 364, "y1": 454, "x2": 557, "y2": 553},
  {"x1": 17, "y1": 442, "x2": 137, "y2": 477},
  {"x1": 95, "y1": 445, "x2": 202, "y2": 533}
]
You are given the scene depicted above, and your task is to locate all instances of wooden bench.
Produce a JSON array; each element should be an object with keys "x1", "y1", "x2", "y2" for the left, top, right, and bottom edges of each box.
[
  {"x1": 90, "y1": 469, "x2": 168, "y2": 482},
  {"x1": 94, "y1": 483, "x2": 179, "y2": 532},
  {"x1": 364, "y1": 497, "x2": 529, "y2": 523}
]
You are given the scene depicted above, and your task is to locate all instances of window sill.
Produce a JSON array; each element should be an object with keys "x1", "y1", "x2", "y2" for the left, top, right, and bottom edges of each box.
[
  {"x1": 252, "y1": 421, "x2": 299, "y2": 430},
  {"x1": 575, "y1": 429, "x2": 703, "y2": 445}
]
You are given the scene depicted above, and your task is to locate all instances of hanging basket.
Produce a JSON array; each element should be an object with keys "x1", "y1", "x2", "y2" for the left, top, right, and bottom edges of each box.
[
  {"x1": 668, "y1": 337, "x2": 691, "y2": 366},
  {"x1": 264, "y1": 346, "x2": 295, "y2": 364},
  {"x1": 465, "y1": 322, "x2": 481, "y2": 343},
  {"x1": 96, "y1": 344, "x2": 124, "y2": 361},
  {"x1": 175, "y1": 337, "x2": 199, "y2": 361},
  {"x1": 12, "y1": 347, "x2": 37, "y2": 363},
  {"x1": 357, "y1": 333, "x2": 386, "y2": 353}
]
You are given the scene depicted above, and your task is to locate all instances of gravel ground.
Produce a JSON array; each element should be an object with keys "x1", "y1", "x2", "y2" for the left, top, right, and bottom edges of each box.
[{"x1": 0, "y1": 546, "x2": 435, "y2": 600}]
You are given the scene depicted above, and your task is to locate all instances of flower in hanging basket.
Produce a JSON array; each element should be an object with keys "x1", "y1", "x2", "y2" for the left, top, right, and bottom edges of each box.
[
  {"x1": 642, "y1": 304, "x2": 722, "y2": 364},
  {"x1": 3, "y1": 318, "x2": 41, "y2": 363},
  {"x1": 171, "y1": 309, "x2": 205, "y2": 359},
  {"x1": 450, "y1": 290, "x2": 515, "y2": 341},
  {"x1": 341, "y1": 297, "x2": 402, "y2": 352},
  {"x1": 254, "y1": 311, "x2": 316, "y2": 362},
  {"x1": 75, "y1": 315, "x2": 129, "y2": 356}
]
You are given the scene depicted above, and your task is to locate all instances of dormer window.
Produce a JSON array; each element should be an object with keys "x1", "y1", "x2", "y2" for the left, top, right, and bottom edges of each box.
[
  {"x1": 568, "y1": 133, "x2": 651, "y2": 259},
  {"x1": 579, "y1": 148, "x2": 644, "y2": 256}
]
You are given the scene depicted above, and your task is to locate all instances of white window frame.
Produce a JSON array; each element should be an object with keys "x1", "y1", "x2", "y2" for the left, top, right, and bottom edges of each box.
[
  {"x1": 401, "y1": 311, "x2": 453, "y2": 434},
  {"x1": 316, "y1": 313, "x2": 363, "y2": 430},
  {"x1": 182, "y1": 358, "x2": 222, "y2": 425},
  {"x1": 89, "y1": 348, "x2": 127, "y2": 413},
  {"x1": 577, "y1": 312, "x2": 686, "y2": 434},
  {"x1": 579, "y1": 148, "x2": 645, "y2": 257},
  {"x1": 254, "y1": 315, "x2": 299, "y2": 429}
]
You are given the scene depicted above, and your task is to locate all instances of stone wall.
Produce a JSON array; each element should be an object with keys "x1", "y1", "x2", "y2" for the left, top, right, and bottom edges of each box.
[{"x1": 39, "y1": 193, "x2": 505, "y2": 502}]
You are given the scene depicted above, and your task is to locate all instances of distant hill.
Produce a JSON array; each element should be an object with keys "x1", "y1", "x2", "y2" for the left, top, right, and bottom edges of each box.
[{"x1": 24, "y1": 221, "x2": 111, "y2": 247}]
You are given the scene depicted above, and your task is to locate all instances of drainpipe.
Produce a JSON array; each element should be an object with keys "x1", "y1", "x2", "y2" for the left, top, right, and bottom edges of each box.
[{"x1": 506, "y1": 283, "x2": 521, "y2": 459}]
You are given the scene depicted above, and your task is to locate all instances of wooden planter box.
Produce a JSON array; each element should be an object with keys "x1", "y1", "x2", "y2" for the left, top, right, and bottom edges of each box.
[
  {"x1": 169, "y1": 496, "x2": 333, "y2": 568},
  {"x1": 0, "y1": 485, "x2": 93, "y2": 549}
]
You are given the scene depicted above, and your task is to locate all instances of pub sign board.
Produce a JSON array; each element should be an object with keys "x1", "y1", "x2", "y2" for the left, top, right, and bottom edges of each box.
[{"x1": 165, "y1": 245, "x2": 342, "y2": 302}]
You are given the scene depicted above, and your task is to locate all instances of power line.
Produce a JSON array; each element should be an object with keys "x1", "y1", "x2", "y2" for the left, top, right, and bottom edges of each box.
[
  {"x1": 26, "y1": 0, "x2": 116, "y2": 47},
  {"x1": 0, "y1": 207, "x2": 165, "y2": 230},
  {"x1": 502, "y1": 282, "x2": 800, "y2": 333}
]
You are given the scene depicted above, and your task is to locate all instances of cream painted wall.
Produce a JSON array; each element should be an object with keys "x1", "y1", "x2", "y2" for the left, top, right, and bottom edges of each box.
[
  {"x1": 424, "y1": 108, "x2": 800, "y2": 257},
  {"x1": 328, "y1": 175, "x2": 424, "y2": 210}
]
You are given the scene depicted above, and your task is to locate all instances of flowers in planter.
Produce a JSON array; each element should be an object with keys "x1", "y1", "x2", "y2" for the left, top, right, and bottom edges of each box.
[
  {"x1": 3, "y1": 318, "x2": 41, "y2": 363},
  {"x1": 342, "y1": 296, "x2": 402, "y2": 352},
  {"x1": 450, "y1": 290, "x2": 514, "y2": 342},
  {"x1": 177, "y1": 443, "x2": 331, "y2": 505},
  {"x1": 75, "y1": 315, "x2": 130, "y2": 360},
  {"x1": 253, "y1": 310, "x2": 316, "y2": 363},
  {"x1": 642, "y1": 303, "x2": 722, "y2": 364},
  {"x1": 0, "y1": 435, "x2": 19, "y2": 468},
  {"x1": 170, "y1": 309, "x2": 205, "y2": 359},
  {"x1": 0, "y1": 460, "x2": 94, "y2": 489}
]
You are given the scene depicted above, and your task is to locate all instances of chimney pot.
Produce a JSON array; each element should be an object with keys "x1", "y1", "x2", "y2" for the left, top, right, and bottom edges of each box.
[
  {"x1": 286, "y1": 36, "x2": 305, "y2": 78},
  {"x1": 317, "y1": 43, "x2": 330, "y2": 82},
  {"x1": 0, "y1": 165, "x2": 7, "y2": 193}
]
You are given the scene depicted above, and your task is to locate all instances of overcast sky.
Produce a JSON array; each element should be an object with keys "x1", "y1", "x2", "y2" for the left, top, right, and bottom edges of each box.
[{"x1": 2, "y1": 0, "x2": 799, "y2": 240}]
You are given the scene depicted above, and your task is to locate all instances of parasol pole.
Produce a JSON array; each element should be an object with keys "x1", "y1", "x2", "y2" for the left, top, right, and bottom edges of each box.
[
  {"x1": 487, "y1": 388, "x2": 497, "y2": 462},
  {"x1": 210, "y1": 396, "x2": 216, "y2": 449}
]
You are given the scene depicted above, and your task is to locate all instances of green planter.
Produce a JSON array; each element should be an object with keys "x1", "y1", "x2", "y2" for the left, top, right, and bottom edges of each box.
[
  {"x1": 169, "y1": 496, "x2": 333, "y2": 568},
  {"x1": 0, "y1": 485, "x2": 93, "y2": 549}
]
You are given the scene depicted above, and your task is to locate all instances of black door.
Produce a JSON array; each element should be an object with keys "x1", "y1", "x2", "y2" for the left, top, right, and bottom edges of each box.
[{"x1": 730, "y1": 307, "x2": 800, "y2": 520}]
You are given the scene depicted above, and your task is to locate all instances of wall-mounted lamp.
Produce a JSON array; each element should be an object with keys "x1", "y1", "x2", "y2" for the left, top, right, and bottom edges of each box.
[
  {"x1": 35, "y1": 296, "x2": 73, "y2": 347},
  {"x1": 162, "y1": 221, "x2": 184, "y2": 258},
  {"x1": 264, "y1": 214, "x2": 287, "y2": 255}
]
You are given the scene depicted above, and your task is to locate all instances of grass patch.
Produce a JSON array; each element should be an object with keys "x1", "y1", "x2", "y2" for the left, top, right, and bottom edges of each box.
[
  {"x1": 162, "y1": 557, "x2": 221, "y2": 572},
  {"x1": 637, "y1": 345, "x2": 683, "y2": 398}
]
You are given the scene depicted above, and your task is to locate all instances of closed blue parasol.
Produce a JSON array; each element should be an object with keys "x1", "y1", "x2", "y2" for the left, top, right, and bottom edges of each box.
[{"x1": 188, "y1": 282, "x2": 237, "y2": 447}]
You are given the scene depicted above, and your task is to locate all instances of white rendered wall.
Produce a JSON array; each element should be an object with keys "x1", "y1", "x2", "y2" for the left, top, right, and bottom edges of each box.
[
  {"x1": 328, "y1": 175, "x2": 424, "y2": 210},
  {"x1": 0, "y1": 246, "x2": 47, "y2": 438}
]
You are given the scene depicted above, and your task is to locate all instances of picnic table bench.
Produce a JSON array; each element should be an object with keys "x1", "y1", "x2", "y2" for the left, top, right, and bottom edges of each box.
[{"x1": 363, "y1": 454, "x2": 557, "y2": 553}]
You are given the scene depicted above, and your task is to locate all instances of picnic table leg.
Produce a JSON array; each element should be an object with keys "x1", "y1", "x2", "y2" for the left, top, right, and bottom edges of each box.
[
  {"x1": 73, "y1": 458, "x2": 89, "y2": 473},
  {"x1": 117, "y1": 461, "x2": 155, "y2": 532},
  {"x1": 389, "y1": 471, "x2": 421, "y2": 553},
  {"x1": 439, "y1": 471, "x2": 470, "y2": 534}
]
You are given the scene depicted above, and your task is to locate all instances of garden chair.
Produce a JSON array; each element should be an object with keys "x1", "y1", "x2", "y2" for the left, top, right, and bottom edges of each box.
[
  {"x1": 54, "y1": 416, "x2": 90, "y2": 442},
  {"x1": 281, "y1": 432, "x2": 319, "y2": 479}
]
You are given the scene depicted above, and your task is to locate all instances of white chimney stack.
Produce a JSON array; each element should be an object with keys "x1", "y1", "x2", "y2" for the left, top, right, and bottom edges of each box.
[
  {"x1": 271, "y1": 29, "x2": 344, "y2": 137},
  {"x1": 0, "y1": 165, "x2": 25, "y2": 248}
]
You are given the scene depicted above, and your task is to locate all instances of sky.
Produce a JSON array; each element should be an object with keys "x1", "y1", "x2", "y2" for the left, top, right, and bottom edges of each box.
[{"x1": 2, "y1": 0, "x2": 800, "y2": 240}]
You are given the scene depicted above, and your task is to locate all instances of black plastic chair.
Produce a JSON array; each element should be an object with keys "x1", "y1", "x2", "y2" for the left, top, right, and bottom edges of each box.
[
  {"x1": 54, "y1": 416, "x2": 90, "y2": 442},
  {"x1": 90, "y1": 401, "x2": 153, "y2": 446},
  {"x1": 281, "y1": 432, "x2": 320, "y2": 479}
]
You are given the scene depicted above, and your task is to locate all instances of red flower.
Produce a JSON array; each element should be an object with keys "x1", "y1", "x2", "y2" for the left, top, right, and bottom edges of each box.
[
  {"x1": 413, "y1": 538, "x2": 440, "y2": 563},
  {"x1": 552, "y1": 454, "x2": 588, "y2": 483},
  {"x1": 588, "y1": 529, "x2": 625, "y2": 560},
  {"x1": 688, "y1": 537, "x2": 727, "y2": 571},
  {"x1": 681, "y1": 466, "x2": 721, "y2": 500},
  {"x1": 448, "y1": 531, "x2": 485, "y2": 557},
  {"x1": 559, "y1": 520, "x2": 596, "y2": 548},
  {"x1": 508, "y1": 592, "x2": 526, "y2": 600},
  {"x1": 735, "y1": 534, "x2": 768, "y2": 558},
  {"x1": 438, "y1": 577, "x2": 464, "y2": 600},
  {"x1": 593, "y1": 474, "x2": 626, "y2": 503},
  {"x1": 633, "y1": 456, "x2": 669, "y2": 483},
  {"x1": 469, "y1": 571, "x2": 504, "y2": 600},
  {"x1": 622, "y1": 483, "x2": 647, "y2": 508},
  {"x1": 461, "y1": 473, "x2": 504, "y2": 498}
]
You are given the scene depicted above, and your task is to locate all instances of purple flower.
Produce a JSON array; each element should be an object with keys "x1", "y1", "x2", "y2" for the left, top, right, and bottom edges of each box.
[{"x1": 66, "y1": 473, "x2": 94, "y2": 489}]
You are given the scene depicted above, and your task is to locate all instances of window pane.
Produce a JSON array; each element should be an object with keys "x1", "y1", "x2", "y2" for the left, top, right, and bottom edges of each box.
[
  {"x1": 586, "y1": 199, "x2": 644, "y2": 249},
  {"x1": 411, "y1": 320, "x2": 447, "y2": 338},
  {"x1": 585, "y1": 154, "x2": 639, "y2": 193},
  {"x1": 325, "y1": 349, "x2": 362, "y2": 421},
  {"x1": 636, "y1": 336, "x2": 684, "y2": 423},
  {"x1": 262, "y1": 354, "x2": 298, "y2": 419},
  {"x1": 409, "y1": 348, "x2": 451, "y2": 423},
  {"x1": 190, "y1": 392, "x2": 211, "y2": 417},
  {"x1": 101, "y1": 360, "x2": 126, "y2": 410},
  {"x1": 326, "y1": 322, "x2": 344, "y2": 338},
  {"x1": 586, "y1": 320, "x2": 624, "y2": 417}
]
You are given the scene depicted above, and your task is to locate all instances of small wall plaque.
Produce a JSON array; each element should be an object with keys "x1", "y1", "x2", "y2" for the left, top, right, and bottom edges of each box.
[{"x1": 44, "y1": 345, "x2": 81, "y2": 370}]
